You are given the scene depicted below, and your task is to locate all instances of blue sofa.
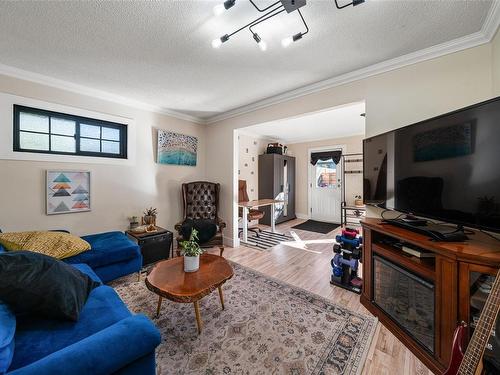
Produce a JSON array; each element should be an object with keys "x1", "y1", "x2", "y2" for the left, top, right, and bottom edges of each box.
[
  {"x1": 64, "y1": 231, "x2": 143, "y2": 283},
  {"x1": 0, "y1": 232, "x2": 161, "y2": 374},
  {"x1": 0, "y1": 257, "x2": 161, "y2": 375}
]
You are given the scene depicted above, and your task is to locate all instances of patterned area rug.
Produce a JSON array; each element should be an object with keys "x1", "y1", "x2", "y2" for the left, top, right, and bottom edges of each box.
[{"x1": 112, "y1": 262, "x2": 377, "y2": 375}]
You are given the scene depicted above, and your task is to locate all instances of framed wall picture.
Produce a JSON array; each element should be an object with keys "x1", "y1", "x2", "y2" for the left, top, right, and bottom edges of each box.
[
  {"x1": 157, "y1": 130, "x2": 197, "y2": 166},
  {"x1": 46, "y1": 170, "x2": 91, "y2": 215}
]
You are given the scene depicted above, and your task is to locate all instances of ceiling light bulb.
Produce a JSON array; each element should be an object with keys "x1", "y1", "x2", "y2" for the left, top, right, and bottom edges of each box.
[
  {"x1": 258, "y1": 40, "x2": 267, "y2": 51},
  {"x1": 212, "y1": 34, "x2": 229, "y2": 49},
  {"x1": 212, "y1": 38, "x2": 223, "y2": 48},
  {"x1": 281, "y1": 37, "x2": 293, "y2": 48},
  {"x1": 224, "y1": 0, "x2": 236, "y2": 10},
  {"x1": 213, "y1": 4, "x2": 225, "y2": 16}
]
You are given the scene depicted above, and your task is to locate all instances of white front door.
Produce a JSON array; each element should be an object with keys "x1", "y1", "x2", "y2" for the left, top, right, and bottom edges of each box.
[{"x1": 309, "y1": 155, "x2": 342, "y2": 223}]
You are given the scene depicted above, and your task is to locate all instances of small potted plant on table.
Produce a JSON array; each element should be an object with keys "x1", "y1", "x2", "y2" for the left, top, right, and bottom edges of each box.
[
  {"x1": 143, "y1": 207, "x2": 158, "y2": 232},
  {"x1": 180, "y1": 229, "x2": 203, "y2": 273}
]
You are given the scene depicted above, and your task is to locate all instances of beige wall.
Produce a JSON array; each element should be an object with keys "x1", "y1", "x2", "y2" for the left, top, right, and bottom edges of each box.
[
  {"x1": 0, "y1": 74, "x2": 205, "y2": 236},
  {"x1": 286, "y1": 135, "x2": 363, "y2": 217},
  {"x1": 493, "y1": 29, "x2": 500, "y2": 95},
  {"x1": 206, "y1": 42, "x2": 496, "y2": 244}
]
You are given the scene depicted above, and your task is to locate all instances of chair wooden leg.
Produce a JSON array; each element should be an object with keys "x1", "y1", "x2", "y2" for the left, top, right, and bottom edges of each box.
[
  {"x1": 137, "y1": 272, "x2": 141, "y2": 282},
  {"x1": 219, "y1": 246, "x2": 224, "y2": 257}
]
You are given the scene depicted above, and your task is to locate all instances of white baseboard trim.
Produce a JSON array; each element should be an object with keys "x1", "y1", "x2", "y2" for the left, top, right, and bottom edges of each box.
[
  {"x1": 296, "y1": 213, "x2": 309, "y2": 220},
  {"x1": 223, "y1": 235, "x2": 236, "y2": 248}
]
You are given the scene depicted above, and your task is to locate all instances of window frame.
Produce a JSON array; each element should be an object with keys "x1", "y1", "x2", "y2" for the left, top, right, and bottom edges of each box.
[{"x1": 13, "y1": 105, "x2": 128, "y2": 159}]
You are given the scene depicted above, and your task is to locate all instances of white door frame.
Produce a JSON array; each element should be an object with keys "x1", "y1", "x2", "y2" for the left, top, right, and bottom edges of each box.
[{"x1": 307, "y1": 144, "x2": 346, "y2": 221}]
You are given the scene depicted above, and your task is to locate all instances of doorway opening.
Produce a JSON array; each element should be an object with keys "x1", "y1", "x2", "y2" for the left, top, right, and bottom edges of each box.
[{"x1": 233, "y1": 101, "x2": 366, "y2": 248}]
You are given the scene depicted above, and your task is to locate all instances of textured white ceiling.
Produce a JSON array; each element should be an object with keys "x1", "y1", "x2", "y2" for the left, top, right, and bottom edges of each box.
[
  {"x1": 240, "y1": 101, "x2": 365, "y2": 143},
  {"x1": 0, "y1": 1, "x2": 495, "y2": 121}
]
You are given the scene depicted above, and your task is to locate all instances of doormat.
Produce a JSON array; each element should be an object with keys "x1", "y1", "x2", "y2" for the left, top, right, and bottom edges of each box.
[
  {"x1": 292, "y1": 220, "x2": 340, "y2": 234},
  {"x1": 245, "y1": 230, "x2": 294, "y2": 250}
]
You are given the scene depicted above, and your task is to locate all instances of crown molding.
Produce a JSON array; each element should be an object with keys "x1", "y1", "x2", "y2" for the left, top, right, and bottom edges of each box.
[
  {"x1": 482, "y1": 0, "x2": 500, "y2": 40},
  {"x1": 0, "y1": 63, "x2": 204, "y2": 124},
  {"x1": 284, "y1": 131, "x2": 365, "y2": 145},
  {"x1": 236, "y1": 128, "x2": 278, "y2": 141},
  {"x1": 205, "y1": 33, "x2": 490, "y2": 124},
  {"x1": 206, "y1": 1, "x2": 500, "y2": 124}
]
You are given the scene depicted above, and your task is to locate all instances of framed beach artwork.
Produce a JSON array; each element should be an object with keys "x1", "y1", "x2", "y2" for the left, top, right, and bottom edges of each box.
[
  {"x1": 157, "y1": 130, "x2": 197, "y2": 166},
  {"x1": 46, "y1": 170, "x2": 91, "y2": 215}
]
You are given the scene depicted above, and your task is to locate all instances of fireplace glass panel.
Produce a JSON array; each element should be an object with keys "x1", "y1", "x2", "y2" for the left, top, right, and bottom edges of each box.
[{"x1": 373, "y1": 256, "x2": 435, "y2": 353}]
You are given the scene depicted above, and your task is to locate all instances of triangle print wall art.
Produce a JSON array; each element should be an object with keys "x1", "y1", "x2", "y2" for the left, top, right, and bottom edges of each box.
[{"x1": 46, "y1": 170, "x2": 91, "y2": 215}]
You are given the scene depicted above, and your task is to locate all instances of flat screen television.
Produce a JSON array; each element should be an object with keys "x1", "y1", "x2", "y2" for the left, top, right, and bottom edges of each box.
[{"x1": 363, "y1": 96, "x2": 500, "y2": 233}]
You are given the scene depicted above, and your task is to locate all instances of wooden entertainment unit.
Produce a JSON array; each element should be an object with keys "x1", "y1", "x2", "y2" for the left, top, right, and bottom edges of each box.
[{"x1": 361, "y1": 218, "x2": 500, "y2": 374}]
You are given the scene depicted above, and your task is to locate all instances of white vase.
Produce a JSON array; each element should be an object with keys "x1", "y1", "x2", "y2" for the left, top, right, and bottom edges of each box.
[{"x1": 184, "y1": 255, "x2": 200, "y2": 272}]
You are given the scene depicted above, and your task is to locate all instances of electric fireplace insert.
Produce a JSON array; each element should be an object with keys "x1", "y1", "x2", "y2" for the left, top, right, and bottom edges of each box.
[{"x1": 373, "y1": 255, "x2": 435, "y2": 353}]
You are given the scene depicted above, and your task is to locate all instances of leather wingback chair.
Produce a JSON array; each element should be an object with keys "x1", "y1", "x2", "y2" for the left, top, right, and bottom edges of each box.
[
  {"x1": 238, "y1": 180, "x2": 264, "y2": 237},
  {"x1": 175, "y1": 181, "x2": 226, "y2": 256}
]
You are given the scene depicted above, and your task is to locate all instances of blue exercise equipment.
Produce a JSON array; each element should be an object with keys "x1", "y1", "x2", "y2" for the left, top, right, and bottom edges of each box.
[{"x1": 330, "y1": 230, "x2": 363, "y2": 294}]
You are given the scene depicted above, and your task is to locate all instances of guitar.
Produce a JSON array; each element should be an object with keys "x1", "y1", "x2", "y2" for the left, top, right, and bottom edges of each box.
[{"x1": 444, "y1": 269, "x2": 500, "y2": 375}]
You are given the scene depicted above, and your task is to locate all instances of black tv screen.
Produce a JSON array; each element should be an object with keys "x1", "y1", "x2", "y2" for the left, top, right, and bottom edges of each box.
[{"x1": 363, "y1": 96, "x2": 500, "y2": 233}]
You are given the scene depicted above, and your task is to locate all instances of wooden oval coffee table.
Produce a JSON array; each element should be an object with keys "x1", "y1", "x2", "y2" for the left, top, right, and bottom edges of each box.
[{"x1": 145, "y1": 253, "x2": 234, "y2": 334}]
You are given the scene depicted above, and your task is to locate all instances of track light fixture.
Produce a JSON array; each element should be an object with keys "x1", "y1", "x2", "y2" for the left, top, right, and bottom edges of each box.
[
  {"x1": 281, "y1": 8, "x2": 308, "y2": 48},
  {"x1": 252, "y1": 32, "x2": 267, "y2": 51},
  {"x1": 211, "y1": 0, "x2": 365, "y2": 50},
  {"x1": 334, "y1": 0, "x2": 365, "y2": 10},
  {"x1": 211, "y1": 34, "x2": 230, "y2": 49},
  {"x1": 213, "y1": 0, "x2": 236, "y2": 16}
]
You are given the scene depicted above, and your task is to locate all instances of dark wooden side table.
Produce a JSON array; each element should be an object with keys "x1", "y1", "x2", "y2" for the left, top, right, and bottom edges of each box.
[{"x1": 126, "y1": 227, "x2": 174, "y2": 267}]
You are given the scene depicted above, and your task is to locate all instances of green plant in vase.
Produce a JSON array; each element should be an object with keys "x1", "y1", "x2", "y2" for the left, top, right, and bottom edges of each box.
[{"x1": 180, "y1": 229, "x2": 203, "y2": 272}]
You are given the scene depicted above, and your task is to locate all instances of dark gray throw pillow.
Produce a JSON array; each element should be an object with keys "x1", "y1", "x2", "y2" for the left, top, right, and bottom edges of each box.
[
  {"x1": 180, "y1": 219, "x2": 217, "y2": 243},
  {"x1": 0, "y1": 251, "x2": 99, "y2": 321}
]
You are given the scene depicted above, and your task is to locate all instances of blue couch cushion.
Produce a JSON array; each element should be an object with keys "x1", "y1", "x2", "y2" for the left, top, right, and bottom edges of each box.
[
  {"x1": 9, "y1": 286, "x2": 131, "y2": 371},
  {"x1": 0, "y1": 301, "x2": 15, "y2": 373},
  {"x1": 64, "y1": 232, "x2": 140, "y2": 269},
  {"x1": 92, "y1": 257, "x2": 142, "y2": 284},
  {"x1": 70, "y1": 264, "x2": 102, "y2": 284}
]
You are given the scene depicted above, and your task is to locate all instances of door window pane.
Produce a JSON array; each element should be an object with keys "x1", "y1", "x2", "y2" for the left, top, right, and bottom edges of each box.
[
  {"x1": 51, "y1": 135, "x2": 75, "y2": 153},
  {"x1": 316, "y1": 160, "x2": 337, "y2": 188},
  {"x1": 51, "y1": 118, "x2": 75, "y2": 136},
  {"x1": 101, "y1": 140, "x2": 120, "y2": 154},
  {"x1": 80, "y1": 138, "x2": 100, "y2": 152},
  {"x1": 102, "y1": 127, "x2": 120, "y2": 141},
  {"x1": 20, "y1": 132, "x2": 49, "y2": 150},
  {"x1": 19, "y1": 112, "x2": 49, "y2": 133},
  {"x1": 80, "y1": 124, "x2": 101, "y2": 139}
]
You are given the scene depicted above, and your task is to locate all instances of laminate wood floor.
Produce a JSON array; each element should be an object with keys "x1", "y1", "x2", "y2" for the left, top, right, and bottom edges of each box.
[{"x1": 207, "y1": 219, "x2": 432, "y2": 375}]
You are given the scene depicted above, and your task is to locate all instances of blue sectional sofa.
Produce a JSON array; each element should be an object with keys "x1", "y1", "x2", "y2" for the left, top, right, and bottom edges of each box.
[
  {"x1": 64, "y1": 231, "x2": 143, "y2": 283},
  {"x1": 0, "y1": 232, "x2": 160, "y2": 374}
]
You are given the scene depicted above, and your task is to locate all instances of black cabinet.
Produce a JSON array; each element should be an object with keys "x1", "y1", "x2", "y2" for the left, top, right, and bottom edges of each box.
[
  {"x1": 258, "y1": 153, "x2": 296, "y2": 225},
  {"x1": 126, "y1": 227, "x2": 173, "y2": 267}
]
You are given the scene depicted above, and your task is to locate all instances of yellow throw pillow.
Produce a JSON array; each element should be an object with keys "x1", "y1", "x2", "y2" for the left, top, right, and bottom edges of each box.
[{"x1": 0, "y1": 231, "x2": 90, "y2": 259}]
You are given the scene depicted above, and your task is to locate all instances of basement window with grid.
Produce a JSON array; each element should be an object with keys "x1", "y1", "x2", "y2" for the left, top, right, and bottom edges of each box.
[{"x1": 13, "y1": 105, "x2": 127, "y2": 159}]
